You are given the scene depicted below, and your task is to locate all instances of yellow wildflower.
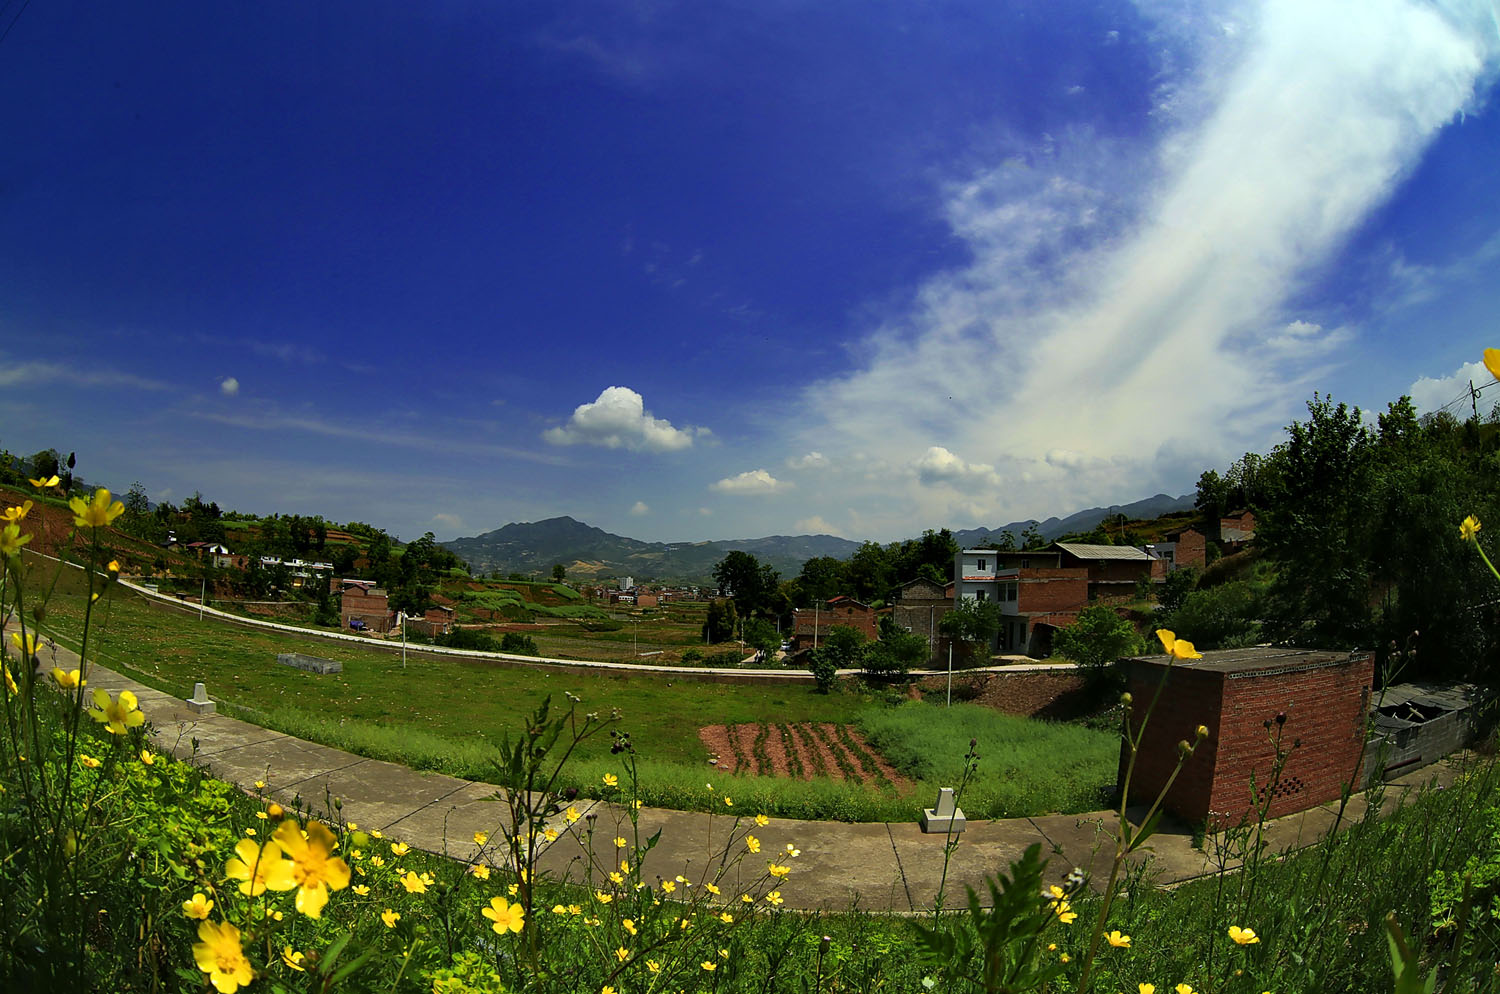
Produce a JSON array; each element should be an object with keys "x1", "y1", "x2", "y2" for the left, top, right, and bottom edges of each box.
[
  {"x1": 1228, "y1": 925, "x2": 1260, "y2": 945},
  {"x1": 50, "y1": 667, "x2": 84, "y2": 690},
  {"x1": 473, "y1": 830, "x2": 488, "y2": 845},
  {"x1": 544, "y1": 828, "x2": 558, "y2": 842},
  {"x1": 107, "y1": 559, "x2": 120, "y2": 573},
  {"x1": 615, "y1": 946, "x2": 629, "y2": 962},
  {"x1": 765, "y1": 890, "x2": 783, "y2": 905},
  {"x1": 785, "y1": 843, "x2": 800, "y2": 857},
  {"x1": 369, "y1": 855, "x2": 385, "y2": 867},
  {"x1": 742, "y1": 893, "x2": 754, "y2": 904},
  {"x1": 390, "y1": 841, "x2": 410, "y2": 856},
  {"x1": 614, "y1": 836, "x2": 627, "y2": 848},
  {"x1": 595, "y1": 890, "x2": 613, "y2": 904},
  {"x1": 2, "y1": 500, "x2": 32, "y2": 522},
  {"x1": 1107, "y1": 930, "x2": 1131, "y2": 947},
  {"x1": 602, "y1": 773, "x2": 618, "y2": 787},
  {"x1": 273, "y1": 819, "x2": 352, "y2": 917},
  {"x1": 4, "y1": 665, "x2": 17, "y2": 696},
  {"x1": 353, "y1": 884, "x2": 370, "y2": 895},
  {"x1": 471, "y1": 864, "x2": 491, "y2": 880},
  {"x1": 69, "y1": 488, "x2": 125, "y2": 529},
  {"x1": 281, "y1": 947, "x2": 306, "y2": 972},
  {"x1": 724, "y1": 796, "x2": 733, "y2": 807},
  {"x1": 755, "y1": 813, "x2": 769, "y2": 826},
  {"x1": 381, "y1": 909, "x2": 399, "y2": 928},
  {"x1": 661, "y1": 880, "x2": 676, "y2": 894},
  {"x1": 225, "y1": 838, "x2": 295, "y2": 896},
  {"x1": 0, "y1": 523, "x2": 31, "y2": 560},
  {"x1": 1139, "y1": 986, "x2": 1156, "y2": 994},
  {"x1": 705, "y1": 882, "x2": 720, "y2": 895},
  {"x1": 371, "y1": 829, "x2": 383, "y2": 839},
  {"x1": 745, "y1": 835, "x2": 760, "y2": 853},
  {"x1": 79, "y1": 753, "x2": 101, "y2": 769},
  {"x1": 1461, "y1": 515, "x2": 1482, "y2": 542},
  {"x1": 720, "y1": 911, "x2": 734, "y2": 923},
  {"x1": 1176, "y1": 986, "x2": 1196, "y2": 994},
  {"x1": 28, "y1": 475, "x2": 60, "y2": 488},
  {"x1": 140, "y1": 749, "x2": 155, "y2": 766},
  {"x1": 192, "y1": 920, "x2": 254, "y2": 994},
  {"x1": 702, "y1": 961, "x2": 717, "y2": 972},
  {"x1": 181, "y1": 893, "x2": 214, "y2": 920},
  {"x1": 88, "y1": 688, "x2": 145, "y2": 735},
  {"x1": 1486, "y1": 348, "x2": 1500, "y2": 382},
  {"x1": 768, "y1": 863, "x2": 790, "y2": 878},
  {"x1": 565, "y1": 805, "x2": 580, "y2": 823},
  {"x1": 267, "y1": 803, "x2": 284, "y2": 818},
  {"x1": 1155, "y1": 629, "x2": 1202, "y2": 660},
  {"x1": 400, "y1": 871, "x2": 426, "y2": 894},
  {"x1": 567, "y1": 904, "x2": 581, "y2": 915},
  {"x1": 623, "y1": 918, "x2": 637, "y2": 935},
  {"x1": 1052, "y1": 899, "x2": 1077, "y2": 924},
  {"x1": 482, "y1": 895, "x2": 525, "y2": 934},
  {"x1": 646, "y1": 960, "x2": 661, "y2": 974},
  {"x1": 719, "y1": 947, "x2": 729, "y2": 959}
]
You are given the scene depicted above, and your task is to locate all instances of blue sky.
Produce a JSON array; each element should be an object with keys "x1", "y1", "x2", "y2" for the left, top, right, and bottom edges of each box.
[{"x1": 2, "y1": 0, "x2": 1498, "y2": 544}]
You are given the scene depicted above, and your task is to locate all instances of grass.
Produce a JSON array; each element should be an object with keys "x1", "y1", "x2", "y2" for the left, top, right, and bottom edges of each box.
[
  {"x1": 859, "y1": 701, "x2": 1119, "y2": 817},
  {"x1": 32, "y1": 563, "x2": 1118, "y2": 821}
]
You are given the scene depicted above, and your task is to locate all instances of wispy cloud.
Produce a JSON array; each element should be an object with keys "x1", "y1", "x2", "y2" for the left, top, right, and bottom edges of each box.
[
  {"x1": 793, "y1": 0, "x2": 1498, "y2": 531},
  {"x1": 629, "y1": 500, "x2": 650, "y2": 515},
  {"x1": 219, "y1": 377, "x2": 240, "y2": 396},
  {"x1": 200, "y1": 409, "x2": 566, "y2": 464},
  {"x1": 0, "y1": 358, "x2": 171, "y2": 392},
  {"x1": 543, "y1": 386, "x2": 705, "y2": 452}
]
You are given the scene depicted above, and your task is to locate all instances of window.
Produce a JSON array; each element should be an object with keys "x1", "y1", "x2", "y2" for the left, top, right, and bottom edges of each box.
[
  {"x1": 1021, "y1": 558, "x2": 1030, "y2": 569},
  {"x1": 1005, "y1": 583, "x2": 1017, "y2": 602},
  {"x1": 976, "y1": 589, "x2": 988, "y2": 601},
  {"x1": 977, "y1": 558, "x2": 987, "y2": 571}
]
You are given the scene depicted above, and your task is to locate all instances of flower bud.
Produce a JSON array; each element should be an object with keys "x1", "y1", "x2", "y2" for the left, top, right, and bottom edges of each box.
[
  {"x1": 267, "y1": 803, "x2": 284, "y2": 819},
  {"x1": 1177, "y1": 740, "x2": 1192, "y2": 757},
  {"x1": 1120, "y1": 692, "x2": 1133, "y2": 706},
  {"x1": 1196, "y1": 725, "x2": 1209, "y2": 739}
]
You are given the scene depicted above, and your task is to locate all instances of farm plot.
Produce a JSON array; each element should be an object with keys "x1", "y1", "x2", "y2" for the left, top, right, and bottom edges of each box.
[{"x1": 699, "y1": 723, "x2": 909, "y2": 789}]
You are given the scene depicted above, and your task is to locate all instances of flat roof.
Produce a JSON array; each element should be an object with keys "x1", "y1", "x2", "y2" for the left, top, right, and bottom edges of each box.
[
  {"x1": 1127, "y1": 646, "x2": 1365, "y2": 675},
  {"x1": 1055, "y1": 542, "x2": 1155, "y2": 561}
]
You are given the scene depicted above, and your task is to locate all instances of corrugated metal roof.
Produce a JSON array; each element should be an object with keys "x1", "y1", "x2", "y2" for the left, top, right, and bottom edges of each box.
[{"x1": 1054, "y1": 542, "x2": 1155, "y2": 561}]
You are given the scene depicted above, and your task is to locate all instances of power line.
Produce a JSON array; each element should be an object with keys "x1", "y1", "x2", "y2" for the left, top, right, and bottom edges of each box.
[{"x1": 0, "y1": 0, "x2": 30, "y2": 48}]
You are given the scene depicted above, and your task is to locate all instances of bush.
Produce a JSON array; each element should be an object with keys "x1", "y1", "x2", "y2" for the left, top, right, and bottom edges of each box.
[
  {"x1": 435, "y1": 628, "x2": 503, "y2": 652},
  {"x1": 1160, "y1": 579, "x2": 1265, "y2": 649},
  {"x1": 1051, "y1": 605, "x2": 1143, "y2": 676},
  {"x1": 808, "y1": 648, "x2": 839, "y2": 693},
  {"x1": 861, "y1": 630, "x2": 927, "y2": 680},
  {"x1": 679, "y1": 648, "x2": 705, "y2": 665},
  {"x1": 499, "y1": 632, "x2": 538, "y2": 655}
]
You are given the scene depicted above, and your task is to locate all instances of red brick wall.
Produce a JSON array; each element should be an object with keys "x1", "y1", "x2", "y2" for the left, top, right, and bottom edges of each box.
[
  {"x1": 1124, "y1": 654, "x2": 1372, "y2": 824},
  {"x1": 1174, "y1": 530, "x2": 1207, "y2": 569},
  {"x1": 341, "y1": 588, "x2": 391, "y2": 631},
  {"x1": 1017, "y1": 569, "x2": 1088, "y2": 613},
  {"x1": 794, "y1": 604, "x2": 877, "y2": 641}
]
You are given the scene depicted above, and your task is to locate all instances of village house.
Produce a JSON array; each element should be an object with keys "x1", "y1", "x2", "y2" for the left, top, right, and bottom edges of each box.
[
  {"x1": 891, "y1": 577, "x2": 955, "y2": 658},
  {"x1": 339, "y1": 579, "x2": 393, "y2": 632},
  {"x1": 1152, "y1": 527, "x2": 1208, "y2": 570},
  {"x1": 1218, "y1": 510, "x2": 1257, "y2": 551},
  {"x1": 790, "y1": 595, "x2": 878, "y2": 652},
  {"x1": 406, "y1": 604, "x2": 455, "y2": 637}
]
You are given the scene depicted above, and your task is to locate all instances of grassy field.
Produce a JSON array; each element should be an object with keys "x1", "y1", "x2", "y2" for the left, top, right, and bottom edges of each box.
[{"x1": 32, "y1": 565, "x2": 1118, "y2": 820}]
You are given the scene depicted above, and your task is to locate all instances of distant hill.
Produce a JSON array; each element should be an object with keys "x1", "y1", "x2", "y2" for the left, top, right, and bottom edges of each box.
[
  {"x1": 951, "y1": 493, "x2": 1196, "y2": 547},
  {"x1": 444, "y1": 492, "x2": 1198, "y2": 584},
  {"x1": 441, "y1": 517, "x2": 860, "y2": 584}
]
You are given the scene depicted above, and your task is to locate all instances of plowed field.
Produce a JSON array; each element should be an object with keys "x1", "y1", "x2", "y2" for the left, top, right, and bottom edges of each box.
[{"x1": 698, "y1": 722, "x2": 909, "y2": 788}]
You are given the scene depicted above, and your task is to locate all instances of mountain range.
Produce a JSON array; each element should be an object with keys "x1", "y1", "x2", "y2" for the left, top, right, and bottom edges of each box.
[{"x1": 441, "y1": 492, "x2": 1195, "y2": 583}]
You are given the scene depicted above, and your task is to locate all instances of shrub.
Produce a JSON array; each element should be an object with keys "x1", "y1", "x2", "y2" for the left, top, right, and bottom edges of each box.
[
  {"x1": 499, "y1": 632, "x2": 538, "y2": 655},
  {"x1": 1161, "y1": 578, "x2": 1265, "y2": 649},
  {"x1": 435, "y1": 628, "x2": 504, "y2": 652},
  {"x1": 1051, "y1": 605, "x2": 1143, "y2": 677},
  {"x1": 808, "y1": 648, "x2": 839, "y2": 693},
  {"x1": 862, "y1": 630, "x2": 927, "y2": 680}
]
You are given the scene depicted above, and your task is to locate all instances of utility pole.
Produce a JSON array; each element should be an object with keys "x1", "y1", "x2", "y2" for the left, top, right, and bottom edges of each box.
[
  {"x1": 200, "y1": 574, "x2": 207, "y2": 621},
  {"x1": 400, "y1": 611, "x2": 407, "y2": 669},
  {"x1": 814, "y1": 602, "x2": 820, "y2": 649},
  {"x1": 946, "y1": 643, "x2": 954, "y2": 708}
]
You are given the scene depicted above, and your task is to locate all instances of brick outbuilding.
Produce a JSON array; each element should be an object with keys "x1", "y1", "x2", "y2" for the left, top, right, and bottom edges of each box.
[{"x1": 1121, "y1": 647, "x2": 1372, "y2": 825}]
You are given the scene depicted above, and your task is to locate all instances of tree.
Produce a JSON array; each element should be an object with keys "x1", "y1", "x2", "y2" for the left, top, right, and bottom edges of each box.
[
  {"x1": 701, "y1": 598, "x2": 738, "y2": 643},
  {"x1": 124, "y1": 482, "x2": 150, "y2": 516},
  {"x1": 939, "y1": 597, "x2": 1003, "y2": 664},
  {"x1": 1019, "y1": 522, "x2": 1045, "y2": 550},
  {"x1": 712, "y1": 551, "x2": 779, "y2": 618},
  {"x1": 796, "y1": 557, "x2": 848, "y2": 605},
  {"x1": 29, "y1": 449, "x2": 60, "y2": 482},
  {"x1": 863, "y1": 630, "x2": 928, "y2": 680},
  {"x1": 820, "y1": 624, "x2": 867, "y2": 670},
  {"x1": 551, "y1": 563, "x2": 567, "y2": 583},
  {"x1": 742, "y1": 618, "x2": 779, "y2": 661},
  {"x1": 1052, "y1": 606, "x2": 1144, "y2": 677},
  {"x1": 845, "y1": 542, "x2": 893, "y2": 602}
]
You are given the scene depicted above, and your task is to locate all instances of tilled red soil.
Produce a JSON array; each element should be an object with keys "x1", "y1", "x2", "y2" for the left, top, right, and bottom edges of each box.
[{"x1": 698, "y1": 722, "x2": 908, "y2": 788}]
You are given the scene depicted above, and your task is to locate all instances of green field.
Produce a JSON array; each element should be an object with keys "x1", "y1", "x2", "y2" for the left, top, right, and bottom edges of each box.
[{"x1": 33, "y1": 565, "x2": 1117, "y2": 821}]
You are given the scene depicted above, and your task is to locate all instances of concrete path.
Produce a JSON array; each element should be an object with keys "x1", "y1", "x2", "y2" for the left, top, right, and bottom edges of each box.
[{"x1": 35, "y1": 642, "x2": 1458, "y2": 913}]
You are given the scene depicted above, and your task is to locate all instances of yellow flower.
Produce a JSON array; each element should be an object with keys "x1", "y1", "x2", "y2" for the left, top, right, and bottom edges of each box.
[
  {"x1": 614, "y1": 836, "x2": 627, "y2": 848},
  {"x1": 1461, "y1": 515, "x2": 1482, "y2": 542},
  {"x1": 719, "y1": 947, "x2": 729, "y2": 959},
  {"x1": 1107, "y1": 930, "x2": 1132, "y2": 947},
  {"x1": 369, "y1": 855, "x2": 385, "y2": 867},
  {"x1": 4, "y1": 665, "x2": 16, "y2": 696},
  {"x1": 193, "y1": 920, "x2": 254, "y2": 994},
  {"x1": 1139, "y1": 986, "x2": 1156, "y2": 994},
  {"x1": 267, "y1": 803, "x2": 284, "y2": 818},
  {"x1": 470, "y1": 864, "x2": 491, "y2": 880},
  {"x1": 705, "y1": 882, "x2": 720, "y2": 895},
  {"x1": 273, "y1": 819, "x2": 352, "y2": 917},
  {"x1": 107, "y1": 559, "x2": 120, "y2": 573},
  {"x1": 768, "y1": 863, "x2": 790, "y2": 878},
  {"x1": 620, "y1": 859, "x2": 631, "y2": 873},
  {"x1": 382, "y1": 909, "x2": 400, "y2": 928},
  {"x1": 140, "y1": 749, "x2": 156, "y2": 766},
  {"x1": 755, "y1": 813, "x2": 769, "y2": 826},
  {"x1": 603, "y1": 987, "x2": 618, "y2": 994},
  {"x1": 245, "y1": 828, "x2": 256, "y2": 837},
  {"x1": 390, "y1": 841, "x2": 410, "y2": 856},
  {"x1": 719, "y1": 911, "x2": 734, "y2": 923},
  {"x1": 89, "y1": 688, "x2": 145, "y2": 735},
  {"x1": 1176, "y1": 986, "x2": 1196, "y2": 994},
  {"x1": 69, "y1": 488, "x2": 125, "y2": 529},
  {"x1": 615, "y1": 946, "x2": 629, "y2": 962},
  {"x1": 182, "y1": 893, "x2": 214, "y2": 920},
  {"x1": 371, "y1": 829, "x2": 383, "y2": 839},
  {"x1": 353, "y1": 884, "x2": 370, "y2": 896},
  {"x1": 1155, "y1": 629, "x2": 1203, "y2": 660},
  {"x1": 400, "y1": 871, "x2": 427, "y2": 894},
  {"x1": 1051, "y1": 899, "x2": 1077, "y2": 924},
  {"x1": 551, "y1": 904, "x2": 567, "y2": 915},
  {"x1": 79, "y1": 753, "x2": 101, "y2": 769},
  {"x1": 595, "y1": 890, "x2": 613, "y2": 904},
  {"x1": 473, "y1": 830, "x2": 488, "y2": 845},
  {"x1": 281, "y1": 947, "x2": 306, "y2": 972},
  {"x1": 623, "y1": 918, "x2": 637, "y2": 935},
  {"x1": 1060, "y1": 953, "x2": 1070, "y2": 963},
  {"x1": 225, "y1": 838, "x2": 295, "y2": 896},
  {"x1": 765, "y1": 890, "x2": 783, "y2": 905},
  {"x1": 1486, "y1": 348, "x2": 1500, "y2": 383},
  {"x1": 785, "y1": 843, "x2": 800, "y2": 857},
  {"x1": 0, "y1": 523, "x2": 32, "y2": 560},
  {"x1": 28, "y1": 475, "x2": 60, "y2": 488},
  {"x1": 543, "y1": 828, "x2": 558, "y2": 842},
  {"x1": 646, "y1": 960, "x2": 661, "y2": 974},
  {"x1": 254, "y1": 780, "x2": 266, "y2": 789},
  {"x1": 2, "y1": 500, "x2": 32, "y2": 522},
  {"x1": 1228, "y1": 925, "x2": 1260, "y2": 945},
  {"x1": 745, "y1": 835, "x2": 760, "y2": 854},
  {"x1": 723, "y1": 796, "x2": 733, "y2": 807},
  {"x1": 50, "y1": 667, "x2": 84, "y2": 690},
  {"x1": 483, "y1": 896, "x2": 526, "y2": 934},
  {"x1": 701, "y1": 961, "x2": 717, "y2": 972},
  {"x1": 661, "y1": 880, "x2": 676, "y2": 894},
  {"x1": 602, "y1": 773, "x2": 618, "y2": 787},
  {"x1": 565, "y1": 805, "x2": 580, "y2": 823}
]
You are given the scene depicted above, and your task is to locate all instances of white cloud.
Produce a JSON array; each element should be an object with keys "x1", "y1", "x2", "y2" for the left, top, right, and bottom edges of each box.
[
  {"x1": 709, "y1": 469, "x2": 789, "y2": 495},
  {"x1": 914, "y1": 446, "x2": 1001, "y2": 489},
  {"x1": 219, "y1": 377, "x2": 240, "y2": 396},
  {"x1": 789, "y1": 0, "x2": 1497, "y2": 534},
  {"x1": 431, "y1": 512, "x2": 463, "y2": 530},
  {"x1": 0, "y1": 358, "x2": 170, "y2": 392},
  {"x1": 795, "y1": 515, "x2": 844, "y2": 537},
  {"x1": 1409, "y1": 359, "x2": 1498, "y2": 416},
  {"x1": 629, "y1": 500, "x2": 650, "y2": 515},
  {"x1": 543, "y1": 386, "x2": 700, "y2": 452},
  {"x1": 786, "y1": 451, "x2": 830, "y2": 470}
]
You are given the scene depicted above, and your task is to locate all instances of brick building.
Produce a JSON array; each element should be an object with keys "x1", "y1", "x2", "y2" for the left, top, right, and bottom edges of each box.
[
  {"x1": 791, "y1": 596, "x2": 878, "y2": 652},
  {"x1": 1219, "y1": 510, "x2": 1257, "y2": 550},
  {"x1": 340, "y1": 580, "x2": 393, "y2": 632},
  {"x1": 1053, "y1": 542, "x2": 1160, "y2": 600},
  {"x1": 1121, "y1": 646, "x2": 1372, "y2": 825},
  {"x1": 892, "y1": 578, "x2": 955, "y2": 659},
  {"x1": 406, "y1": 605, "x2": 455, "y2": 637},
  {"x1": 1155, "y1": 528, "x2": 1207, "y2": 570}
]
